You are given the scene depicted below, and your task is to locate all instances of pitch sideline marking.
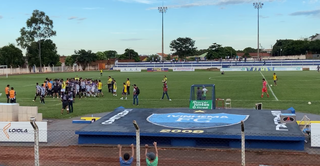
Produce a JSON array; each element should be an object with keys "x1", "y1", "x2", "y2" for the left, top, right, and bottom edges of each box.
[{"x1": 259, "y1": 71, "x2": 279, "y2": 101}]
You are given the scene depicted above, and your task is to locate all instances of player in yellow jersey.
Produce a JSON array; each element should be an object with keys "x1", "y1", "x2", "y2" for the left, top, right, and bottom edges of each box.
[
  {"x1": 162, "y1": 75, "x2": 167, "y2": 83},
  {"x1": 273, "y1": 73, "x2": 278, "y2": 86},
  {"x1": 120, "y1": 82, "x2": 127, "y2": 100},
  {"x1": 126, "y1": 78, "x2": 130, "y2": 95},
  {"x1": 100, "y1": 70, "x2": 103, "y2": 76},
  {"x1": 97, "y1": 80, "x2": 104, "y2": 97},
  {"x1": 113, "y1": 79, "x2": 117, "y2": 96}
]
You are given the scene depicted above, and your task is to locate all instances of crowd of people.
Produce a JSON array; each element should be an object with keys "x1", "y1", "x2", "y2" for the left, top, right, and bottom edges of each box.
[{"x1": 3, "y1": 74, "x2": 171, "y2": 115}]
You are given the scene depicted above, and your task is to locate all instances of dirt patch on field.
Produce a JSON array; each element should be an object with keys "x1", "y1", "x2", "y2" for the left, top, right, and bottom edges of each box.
[{"x1": 0, "y1": 146, "x2": 319, "y2": 166}]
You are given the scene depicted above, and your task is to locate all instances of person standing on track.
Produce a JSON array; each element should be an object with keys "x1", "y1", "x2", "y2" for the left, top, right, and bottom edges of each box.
[
  {"x1": 133, "y1": 84, "x2": 140, "y2": 106},
  {"x1": 5, "y1": 84, "x2": 10, "y2": 103},
  {"x1": 261, "y1": 78, "x2": 269, "y2": 98},
  {"x1": 273, "y1": 73, "x2": 278, "y2": 86}
]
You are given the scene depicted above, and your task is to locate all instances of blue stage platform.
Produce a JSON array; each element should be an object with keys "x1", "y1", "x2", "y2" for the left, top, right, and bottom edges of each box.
[{"x1": 75, "y1": 108, "x2": 305, "y2": 151}]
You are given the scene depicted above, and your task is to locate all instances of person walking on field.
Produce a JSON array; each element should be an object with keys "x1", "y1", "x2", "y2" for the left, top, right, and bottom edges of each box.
[
  {"x1": 133, "y1": 84, "x2": 140, "y2": 106},
  {"x1": 261, "y1": 78, "x2": 269, "y2": 98},
  {"x1": 118, "y1": 144, "x2": 134, "y2": 166},
  {"x1": 161, "y1": 82, "x2": 171, "y2": 101},
  {"x1": 145, "y1": 142, "x2": 159, "y2": 166}
]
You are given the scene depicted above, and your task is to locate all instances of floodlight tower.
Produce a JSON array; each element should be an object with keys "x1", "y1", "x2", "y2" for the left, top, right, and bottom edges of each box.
[
  {"x1": 158, "y1": 6, "x2": 167, "y2": 60},
  {"x1": 253, "y1": 2, "x2": 263, "y2": 60}
]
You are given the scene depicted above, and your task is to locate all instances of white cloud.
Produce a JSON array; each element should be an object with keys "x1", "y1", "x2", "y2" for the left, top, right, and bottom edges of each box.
[
  {"x1": 117, "y1": 0, "x2": 156, "y2": 4},
  {"x1": 147, "y1": 0, "x2": 283, "y2": 9},
  {"x1": 68, "y1": 16, "x2": 78, "y2": 20}
]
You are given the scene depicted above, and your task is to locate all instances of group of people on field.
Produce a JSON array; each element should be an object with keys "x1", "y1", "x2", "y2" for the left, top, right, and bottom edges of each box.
[{"x1": 4, "y1": 85, "x2": 16, "y2": 103}]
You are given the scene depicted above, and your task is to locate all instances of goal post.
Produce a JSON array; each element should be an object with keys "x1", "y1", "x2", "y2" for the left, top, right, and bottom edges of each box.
[
  {"x1": 0, "y1": 65, "x2": 8, "y2": 78},
  {"x1": 189, "y1": 84, "x2": 216, "y2": 110}
]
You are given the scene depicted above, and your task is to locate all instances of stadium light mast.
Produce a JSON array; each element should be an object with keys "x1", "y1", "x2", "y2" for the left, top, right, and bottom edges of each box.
[
  {"x1": 253, "y1": 2, "x2": 263, "y2": 60},
  {"x1": 158, "y1": 6, "x2": 167, "y2": 61}
]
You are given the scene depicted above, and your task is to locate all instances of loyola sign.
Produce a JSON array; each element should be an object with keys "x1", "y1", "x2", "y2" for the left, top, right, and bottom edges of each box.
[{"x1": 189, "y1": 100, "x2": 212, "y2": 109}]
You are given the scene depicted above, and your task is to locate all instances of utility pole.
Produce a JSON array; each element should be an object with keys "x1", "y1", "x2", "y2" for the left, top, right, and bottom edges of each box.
[
  {"x1": 253, "y1": 2, "x2": 263, "y2": 60},
  {"x1": 158, "y1": 6, "x2": 167, "y2": 61}
]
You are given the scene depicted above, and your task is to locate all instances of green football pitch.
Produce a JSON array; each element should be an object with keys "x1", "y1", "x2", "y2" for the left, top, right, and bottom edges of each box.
[{"x1": 0, "y1": 71, "x2": 319, "y2": 119}]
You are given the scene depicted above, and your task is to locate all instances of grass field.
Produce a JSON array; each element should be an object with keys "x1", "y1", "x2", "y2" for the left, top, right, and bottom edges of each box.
[{"x1": 0, "y1": 71, "x2": 319, "y2": 119}]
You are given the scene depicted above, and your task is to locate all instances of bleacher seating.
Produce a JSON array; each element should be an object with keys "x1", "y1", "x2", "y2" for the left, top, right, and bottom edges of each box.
[{"x1": 114, "y1": 60, "x2": 320, "y2": 68}]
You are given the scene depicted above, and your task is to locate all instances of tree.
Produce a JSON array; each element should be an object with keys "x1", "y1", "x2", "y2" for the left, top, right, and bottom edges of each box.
[
  {"x1": 243, "y1": 52, "x2": 251, "y2": 58},
  {"x1": 206, "y1": 43, "x2": 229, "y2": 60},
  {"x1": 119, "y1": 49, "x2": 140, "y2": 62},
  {"x1": 170, "y1": 37, "x2": 197, "y2": 58},
  {"x1": 243, "y1": 47, "x2": 257, "y2": 53},
  {"x1": 96, "y1": 51, "x2": 106, "y2": 60},
  {"x1": 16, "y1": 10, "x2": 56, "y2": 72},
  {"x1": 147, "y1": 54, "x2": 160, "y2": 62},
  {"x1": 272, "y1": 39, "x2": 311, "y2": 56},
  {"x1": 0, "y1": 44, "x2": 25, "y2": 67},
  {"x1": 104, "y1": 50, "x2": 117, "y2": 59},
  {"x1": 194, "y1": 49, "x2": 208, "y2": 56},
  {"x1": 224, "y1": 46, "x2": 237, "y2": 58},
  {"x1": 65, "y1": 56, "x2": 74, "y2": 66},
  {"x1": 72, "y1": 49, "x2": 97, "y2": 70},
  {"x1": 26, "y1": 39, "x2": 60, "y2": 67}
]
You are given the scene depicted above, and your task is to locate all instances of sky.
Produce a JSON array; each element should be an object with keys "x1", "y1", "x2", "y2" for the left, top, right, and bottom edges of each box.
[{"x1": 0, "y1": 0, "x2": 320, "y2": 56}]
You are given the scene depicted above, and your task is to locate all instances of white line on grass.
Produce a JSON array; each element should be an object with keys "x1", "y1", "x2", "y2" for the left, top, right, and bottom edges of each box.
[{"x1": 259, "y1": 71, "x2": 279, "y2": 101}]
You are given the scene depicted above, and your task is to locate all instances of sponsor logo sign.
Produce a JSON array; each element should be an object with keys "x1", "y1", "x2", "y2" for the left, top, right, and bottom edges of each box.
[
  {"x1": 147, "y1": 113, "x2": 249, "y2": 129},
  {"x1": 101, "y1": 109, "x2": 133, "y2": 125},
  {"x1": 271, "y1": 111, "x2": 289, "y2": 131},
  {"x1": 273, "y1": 67, "x2": 302, "y2": 71},
  {"x1": 173, "y1": 68, "x2": 195, "y2": 72},
  {"x1": 189, "y1": 100, "x2": 212, "y2": 109},
  {"x1": 0, "y1": 122, "x2": 47, "y2": 142},
  {"x1": 221, "y1": 68, "x2": 247, "y2": 71},
  {"x1": 280, "y1": 113, "x2": 296, "y2": 123},
  {"x1": 247, "y1": 67, "x2": 274, "y2": 71},
  {"x1": 120, "y1": 68, "x2": 141, "y2": 72},
  {"x1": 147, "y1": 68, "x2": 169, "y2": 72}
]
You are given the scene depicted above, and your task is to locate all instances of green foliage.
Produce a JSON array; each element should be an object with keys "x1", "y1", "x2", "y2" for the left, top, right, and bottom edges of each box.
[
  {"x1": 65, "y1": 56, "x2": 74, "y2": 66},
  {"x1": 194, "y1": 49, "x2": 208, "y2": 56},
  {"x1": 224, "y1": 46, "x2": 237, "y2": 58},
  {"x1": 170, "y1": 37, "x2": 197, "y2": 58},
  {"x1": 206, "y1": 43, "x2": 229, "y2": 60},
  {"x1": 166, "y1": 54, "x2": 171, "y2": 60},
  {"x1": 243, "y1": 47, "x2": 257, "y2": 53},
  {"x1": 147, "y1": 54, "x2": 160, "y2": 62},
  {"x1": 16, "y1": 10, "x2": 56, "y2": 49},
  {"x1": 243, "y1": 52, "x2": 251, "y2": 58},
  {"x1": 96, "y1": 51, "x2": 106, "y2": 60},
  {"x1": 272, "y1": 39, "x2": 320, "y2": 56},
  {"x1": 104, "y1": 50, "x2": 117, "y2": 59},
  {"x1": 26, "y1": 39, "x2": 60, "y2": 67},
  {"x1": 72, "y1": 49, "x2": 97, "y2": 70},
  {"x1": 119, "y1": 49, "x2": 140, "y2": 62},
  {"x1": 0, "y1": 44, "x2": 25, "y2": 67}
]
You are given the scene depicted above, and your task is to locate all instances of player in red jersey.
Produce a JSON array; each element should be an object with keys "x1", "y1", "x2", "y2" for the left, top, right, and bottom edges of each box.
[{"x1": 261, "y1": 78, "x2": 269, "y2": 98}]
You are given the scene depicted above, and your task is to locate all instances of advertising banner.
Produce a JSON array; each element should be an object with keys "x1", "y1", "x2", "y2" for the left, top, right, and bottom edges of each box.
[
  {"x1": 173, "y1": 67, "x2": 195, "y2": 72},
  {"x1": 247, "y1": 67, "x2": 274, "y2": 71},
  {"x1": 189, "y1": 100, "x2": 212, "y2": 109},
  {"x1": 0, "y1": 122, "x2": 47, "y2": 142},
  {"x1": 120, "y1": 68, "x2": 142, "y2": 72},
  {"x1": 221, "y1": 68, "x2": 246, "y2": 71},
  {"x1": 147, "y1": 68, "x2": 169, "y2": 72},
  {"x1": 273, "y1": 67, "x2": 302, "y2": 71}
]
